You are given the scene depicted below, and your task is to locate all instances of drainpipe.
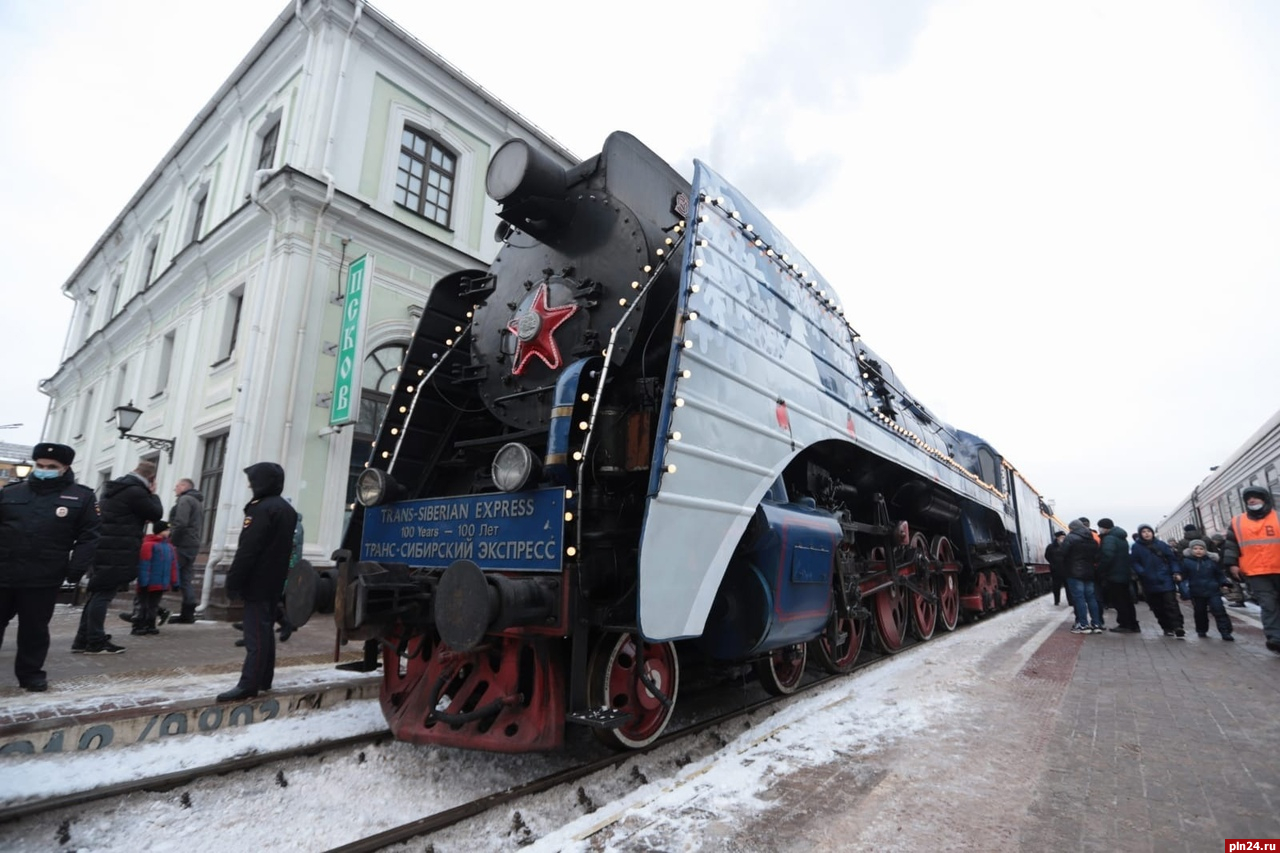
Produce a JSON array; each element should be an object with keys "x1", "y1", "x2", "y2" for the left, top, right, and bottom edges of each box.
[
  {"x1": 198, "y1": 167, "x2": 281, "y2": 614},
  {"x1": 279, "y1": 0, "x2": 362, "y2": 470},
  {"x1": 288, "y1": 0, "x2": 316, "y2": 167}
]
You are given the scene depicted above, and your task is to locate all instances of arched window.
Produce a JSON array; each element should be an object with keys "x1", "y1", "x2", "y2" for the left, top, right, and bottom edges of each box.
[
  {"x1": 394, "y1": 127, "x2": 456, "y2": 228},
  {"x1": 347, "y1": 343, "x2": 407, "y2": 508}
]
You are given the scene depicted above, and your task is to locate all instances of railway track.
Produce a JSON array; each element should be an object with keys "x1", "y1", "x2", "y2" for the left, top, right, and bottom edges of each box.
[
  {"x1": 1, "y1": 595, "x2": 1045, "y2": 847},
  {"x1": 0, "y1": 730, "x2": 389, "y2": 824},
  {"x1": 323, "y1": 616, "x2": 990, "y2": 853}
]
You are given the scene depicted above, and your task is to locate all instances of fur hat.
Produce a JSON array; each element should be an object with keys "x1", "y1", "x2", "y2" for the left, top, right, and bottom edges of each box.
[
  {"x1": 1183, "y1": 524, "x2": 1199, "y2": 533},
  {"x1": 31, "y1": 442, "x2": 74, "y2": 466},
  {"x1": 1189, "y1": 539, "x2": 1206, "y2": 550},
  {"x1": 1097, "y1": 518, "x2": 1114, "y2": 530}
]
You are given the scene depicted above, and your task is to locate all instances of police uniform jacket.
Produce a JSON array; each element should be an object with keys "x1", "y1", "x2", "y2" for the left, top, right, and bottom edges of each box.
[
  {"x1": 226, "y1": 463, "x2": 298, "y2": 603},
  {"x1": 90, "y1": 473, "x2": 164, "y2": 591},
  {"x1": 0, "y1": 470, "x2": 100, "y2": 588}
]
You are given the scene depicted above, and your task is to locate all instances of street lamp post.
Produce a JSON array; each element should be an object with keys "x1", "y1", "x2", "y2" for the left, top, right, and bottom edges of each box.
[
  {"x1": 14, "y1": 461, "x2": 32, "y2": 479},
  {"x1": 114, "y1": 402, "x2": 175, "y2": 462}
]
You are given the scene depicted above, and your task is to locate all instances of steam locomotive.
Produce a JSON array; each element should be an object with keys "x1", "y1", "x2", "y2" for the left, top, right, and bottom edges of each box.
[{"x1": 330, "y1": 131, "x2": 1058, "y2": 753}]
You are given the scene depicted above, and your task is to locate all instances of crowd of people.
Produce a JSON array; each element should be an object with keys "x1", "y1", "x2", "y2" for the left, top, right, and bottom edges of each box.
[
  {"x1": 0, "y1": 442, "x2": 298, "y2": 700},
  {"x1": 1043, "y1": 495, "x2": 1280, "y2": 655}
]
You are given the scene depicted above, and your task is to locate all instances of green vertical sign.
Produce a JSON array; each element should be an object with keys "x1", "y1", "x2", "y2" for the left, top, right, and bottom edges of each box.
[{"x1": 330, "y1": 254, "x2": 373, "y2": 425}]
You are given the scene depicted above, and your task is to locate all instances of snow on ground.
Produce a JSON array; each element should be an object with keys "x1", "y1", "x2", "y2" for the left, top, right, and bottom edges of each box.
[{"x1": 0, "y1": 602, "x2": 1064, "y2": 852}]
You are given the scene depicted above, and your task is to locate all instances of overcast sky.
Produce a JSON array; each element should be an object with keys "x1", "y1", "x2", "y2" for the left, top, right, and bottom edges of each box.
[{"x1": 1, "y1": 0, "x2": 1277, "y2": 535}]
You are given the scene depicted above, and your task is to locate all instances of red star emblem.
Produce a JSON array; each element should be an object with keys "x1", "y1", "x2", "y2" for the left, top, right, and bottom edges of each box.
[{"x1": 507, "y1": 282, "x2": 579, "y2": 375}]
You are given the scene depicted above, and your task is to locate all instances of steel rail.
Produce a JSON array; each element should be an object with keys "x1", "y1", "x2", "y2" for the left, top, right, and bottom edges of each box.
[{"x1": 0, "y1": 730, "x2": 388, "y2": 823}]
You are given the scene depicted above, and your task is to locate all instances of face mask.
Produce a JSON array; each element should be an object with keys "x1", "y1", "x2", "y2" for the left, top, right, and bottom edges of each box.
[
  {"x1": 1247, "y1": 500, "x2": 1265, "y2": 511},
  {"x1": 31, "y1": 468, "x2": 61, "y2": 480}
]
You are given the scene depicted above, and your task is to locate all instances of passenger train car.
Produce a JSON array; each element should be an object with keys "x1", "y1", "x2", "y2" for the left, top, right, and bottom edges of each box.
[
  {"x1": 1158, "y1": 407, "x2": 1280, "y2": 542},
  {"x1": 329, "y1": 132, "x2": 1060, "y2": 753}
]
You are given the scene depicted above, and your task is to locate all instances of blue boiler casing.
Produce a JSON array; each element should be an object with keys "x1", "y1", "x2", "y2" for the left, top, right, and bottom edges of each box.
[{"x1": 697, "y1": 501, "x2": 841, "y2": 661}]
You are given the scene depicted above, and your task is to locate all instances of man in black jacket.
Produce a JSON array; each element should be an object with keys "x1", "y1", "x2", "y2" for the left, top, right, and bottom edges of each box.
[
  {"x1": 218, "y1": 462, "x2": 298, "y2": 702},
  {"x1": 1097, "y1": 519, "x2": 1140, "y2": 633},
  {"x1": 0, "y1": 443, "x2": 100, "y2": 690},
  {"x1": 167, "y1": 478, "x2": 204, "y2": 624},
  {"x1": 1061, "y1": 518, "x2": 1103, "y2": 633},
  {"x1": 73, "y1": 460, "x2": 163, "y2": 654},
  {"x1": 1045, "y1": 530, "x2": 1070, "y2": 606}
]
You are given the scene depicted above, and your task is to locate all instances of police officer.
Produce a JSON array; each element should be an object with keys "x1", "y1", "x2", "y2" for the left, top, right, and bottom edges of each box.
[
  {"x1": 0, "y1": 443, "x2": 100, "y2": 691},
  {"x1": 218, "y1": 462, "x2": 297, "y2": 702},
  {"x1": 1223, "y1": 485, "x2": 1280, "y2": 654}
]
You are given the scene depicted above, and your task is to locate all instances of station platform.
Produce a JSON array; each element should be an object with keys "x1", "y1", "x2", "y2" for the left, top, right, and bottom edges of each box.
[
  {"x1": 0, "y1": 595, "x2": 377, "y2": 758},
  {"x1": 547, "y1": 597, "x2": 1280, "y2": 852}
]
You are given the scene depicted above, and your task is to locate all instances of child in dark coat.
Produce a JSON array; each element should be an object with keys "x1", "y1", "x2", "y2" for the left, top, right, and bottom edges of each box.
[
  {"x1": 1181, "y1": 540, "x2": 1234, "y2": 641},
  {"x1": 134, "y1": 521, "x2": 179, "y2": 635}
]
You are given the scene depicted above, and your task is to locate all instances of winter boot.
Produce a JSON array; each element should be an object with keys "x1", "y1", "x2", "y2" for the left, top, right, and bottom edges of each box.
[
  {"x1": 157, "y1": 607, "x2": 171, "y2": 626},
  {"x1": 170, "y1": 603, "x2": 197, "y2": 624}
]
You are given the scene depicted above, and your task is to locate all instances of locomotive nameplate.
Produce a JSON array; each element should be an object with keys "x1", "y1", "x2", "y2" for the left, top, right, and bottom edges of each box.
[{"x1": 360, "y1": 488, "x2": 566, "y2": 572}]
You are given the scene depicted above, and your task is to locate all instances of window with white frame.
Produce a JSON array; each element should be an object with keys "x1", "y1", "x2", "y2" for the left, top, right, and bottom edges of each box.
[
  {"x1": 107, "y1": 275, "x2": 124, "y2": 318},
  {"x1": 214, "y1": 287, "x2": 244, "y2": 364},
  {"x1": 394, "y1": 127, "x2": 456, "y2": 228},
  {"x1": 76, "y1": 387, "x2": 95, "y2": 439},
  {"x1": 112, "y1": 362, "x2": 129, "y2": 413},
  {"x1": 142, "y1": 234, "x2": 161, "y2": 287},
  {"x1": 257, "y1": 118, "x2": 280, "y2": 172},
  {"x1": 77, "y1": 293, "x2": 96, "y2": 345},
  {"x1": 154, "y1": 331, "x2": 176, "y2": 396},
  {"x1": 199, "y1": 432, "x2": 228, "y2": 547},
  {"x1": 189, "y1": 185, "x2": 209, "y2": 244}
]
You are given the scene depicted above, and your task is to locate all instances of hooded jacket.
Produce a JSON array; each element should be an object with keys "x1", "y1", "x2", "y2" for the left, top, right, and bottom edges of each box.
[
  {"x1": 0, "y1": 469, "x2": 100, "y2": 588},
  {"x1": 1129, "y1": 530, "x2": 1181, "y2": 594},
  {"x1": 226, "y1": 462, "x2": 298, "y2": 602},
  {"x1": 1180, "y1": 550, "x2": 1230, "y2": 598},
  {"x1": 1097, "y1": 526, "x2": 1133, "y2": 583},
  {"x1": 138, "y1": 532, "x2": 178, "y2": 591},
  {"x1": 1222, "y1": 486, "x2": 1280, "y2": 576},
  {"x1": 1060, "y1": 520, "x2": 1100, "y2": 581},
  {"x1": 89, "y1": 472, "x2": 164, "y2": 591}
]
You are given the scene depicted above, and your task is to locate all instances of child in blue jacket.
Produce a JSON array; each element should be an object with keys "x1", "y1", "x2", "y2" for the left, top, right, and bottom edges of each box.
[
  {"x1": 1181, "y1": 540, "x2": 1234, "y2": 641},
  {"x1": 134, "y1": 520, "x2": 178, "y2": 635}
]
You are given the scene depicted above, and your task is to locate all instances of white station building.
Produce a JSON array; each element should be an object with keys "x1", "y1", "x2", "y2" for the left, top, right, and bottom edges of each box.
[{"x1": 39, "y1": 0, "x2": 574, "y2": 613}]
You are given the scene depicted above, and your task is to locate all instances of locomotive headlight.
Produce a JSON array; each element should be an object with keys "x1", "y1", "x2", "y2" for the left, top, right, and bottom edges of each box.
[
  {"x1": 493, "y1": 442, "x2": 540, "y2": 492},
  {"x1": 355, "y1": 468, "x2": 391, "y2": 507},
  {"x1": 486, "y1": 139, "x2": 567, "y2": 203}
]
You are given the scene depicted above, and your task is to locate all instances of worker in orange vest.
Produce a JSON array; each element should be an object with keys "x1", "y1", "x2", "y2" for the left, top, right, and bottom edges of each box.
[{"x1": 1223, "y1": 485, "x2": 1280, "y2": 654}]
